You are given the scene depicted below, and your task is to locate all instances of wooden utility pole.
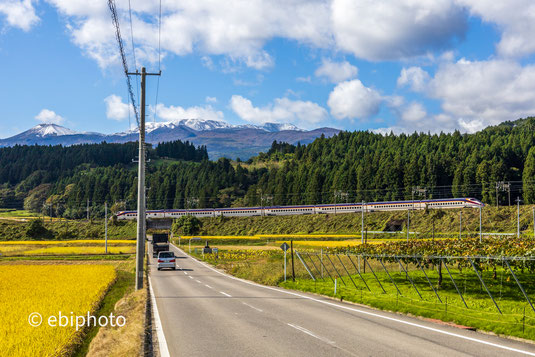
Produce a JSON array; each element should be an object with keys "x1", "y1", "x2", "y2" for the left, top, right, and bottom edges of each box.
[{"x1": 128, "y1": 67, "x2": 161, "y2": 290}]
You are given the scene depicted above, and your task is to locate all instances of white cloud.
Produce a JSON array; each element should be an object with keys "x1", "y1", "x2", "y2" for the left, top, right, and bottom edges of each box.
[
  {"x1": 331, "y1": 0, "x2": 467, "y2": 61},
  {"x1": 205, "y1": 96, "x2": 217, "y2": 103},
  {"x1": 397, "y1": 67, "x2": 430, "y2": 92},
  {"x1": 44, "y1": 0, "x2": 474, "y2": 69},
  {"x1": 155, "y1": 103, "x2": 224, "y2": 122},
  {"x1": 428, "y1": 58, "x2": 535, "y2": 127},
  {"x1": 104, "y1": 94, "x2": 133, "y2": 121},
  {"x1": 327, "y1": 79, "x2": 382, "y2": 120},
  {"x1": 0, "y1": 0, "x2": 39, "y2": 31},
  {"x1": 315, "y1": 59, "x2": 358, "y2": 83},
  {"x1": 230, "y1": 95, "x2": 328, "y2": 129},
  {"x1": 456, "y1": 0, "x2": 535, "y2": 58},
  {"x1": 401, "y1": 102, "x2": 427, "y2": 122},
  {"x1": 35, "y1": 109, "x2": 65, "y2": 125},
  {"x1": 46, "y1": 0, "x2": 332, "y2": 69}
]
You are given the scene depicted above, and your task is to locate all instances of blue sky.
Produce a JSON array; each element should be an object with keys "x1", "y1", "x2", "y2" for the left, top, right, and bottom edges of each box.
[{"x1": 1, "y1": 1, "x2": 535, "y2": 138}]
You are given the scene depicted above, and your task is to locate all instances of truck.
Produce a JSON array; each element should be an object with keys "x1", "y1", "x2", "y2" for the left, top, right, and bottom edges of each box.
[{"x1": 152, "y1": 233, "x2": 170, "y2": 257}]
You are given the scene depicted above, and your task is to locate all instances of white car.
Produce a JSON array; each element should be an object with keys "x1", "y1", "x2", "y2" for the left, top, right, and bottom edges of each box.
[{"x1": 157, "y1": 251, "x2": 176, "y2": 270}]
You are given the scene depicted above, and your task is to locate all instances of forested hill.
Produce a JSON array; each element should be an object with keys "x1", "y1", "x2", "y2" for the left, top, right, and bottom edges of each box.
[
  {"x1": 0, "y1": 140, "x2": 208, "y2": 212},
  {"x1": 252, "y1": 117, "x2": 535, "y2": 205},
  {"x1": 4, "y1": 117, "x2": 535, "y2": 218}
]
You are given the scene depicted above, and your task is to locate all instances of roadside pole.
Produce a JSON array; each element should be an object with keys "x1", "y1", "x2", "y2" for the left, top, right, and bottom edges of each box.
[
  {"x1": 291, "y1": 240, "x2": 295, "y2": 282},
  {"x1": 459, "y1": 210, "x2": 462, "y2": 240},
  {"x1": 105, "y1": 202, "x2": 108, "y2": 254},
  {"x1": 284, "y1": 249, "x2": 287, "y2": 282},
  {"x1": 128, "y1": 66, "x2": 161, "y2": 290},
  {"x1": 517, "y1": 197, "x2": 521, "y2": 238},
  {"x1": 407, "y1": 209, "x2": 410, "y2": 243},
  {"x1": 479, "y1": 205, "x2": 482, "y2": 243},
  {"x1": 361, "y1": 201, "x2": 365, "y2": 244}
]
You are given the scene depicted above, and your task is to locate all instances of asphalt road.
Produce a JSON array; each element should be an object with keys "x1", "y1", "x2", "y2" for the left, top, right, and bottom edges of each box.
[{"x1": 149, "y1": 244, "x2": 535, "y2": 357}]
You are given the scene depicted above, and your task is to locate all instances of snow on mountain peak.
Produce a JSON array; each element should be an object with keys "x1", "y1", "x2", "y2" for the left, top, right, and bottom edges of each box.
[{"x1": 30, "y1": 124, "x2": 78, "y2": 137}]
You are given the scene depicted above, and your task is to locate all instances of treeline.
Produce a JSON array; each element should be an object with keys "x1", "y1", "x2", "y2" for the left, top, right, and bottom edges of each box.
[
  {"x1": 156, "y1": 140, "x2": 208, "y2": 161},
  {"x1": 6, "y1": 117, "x2": 535, "y2": 218},
  {"x1": 0, "y1": 139, "x2": 208, "y2": 212}
]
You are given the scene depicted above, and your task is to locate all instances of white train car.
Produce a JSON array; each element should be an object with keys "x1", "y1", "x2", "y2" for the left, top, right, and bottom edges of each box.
[{"x1": 116, "y1": 197, "x2": 483, "y2": 220}]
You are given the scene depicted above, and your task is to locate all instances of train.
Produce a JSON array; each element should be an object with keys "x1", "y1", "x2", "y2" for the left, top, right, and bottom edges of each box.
[{"x1": 116, "y1": 197, "x2": 484, "y2": 220}]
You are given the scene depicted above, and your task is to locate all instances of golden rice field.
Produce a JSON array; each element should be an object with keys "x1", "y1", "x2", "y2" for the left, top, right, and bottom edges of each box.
[
  {"x1": 0, "y1": 240, "x2": 135, "y2": 245},
  {"x1": 179, "y1": 234, "x2": 361, "y2": 240},
  {"x1": 280, "y1": 240, "x2": 386, "y2": 248},
  {"x1": 0, "y1": 265, "x2": 116, "y2": 356},
  {"x1": 24, "y1": 246, "x2": 136, "y2": 255}
]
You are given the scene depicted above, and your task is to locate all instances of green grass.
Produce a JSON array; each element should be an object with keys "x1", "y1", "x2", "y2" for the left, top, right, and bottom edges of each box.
[
  {"x1": 0, "y1": 209, "x2": 42, "y2": 218},
  {"x1": 281, "y1": 266, "x2": 535, "y2": 341},
  {"x1": 0, "y1": 219, "x2": 137, "y2": 241}
]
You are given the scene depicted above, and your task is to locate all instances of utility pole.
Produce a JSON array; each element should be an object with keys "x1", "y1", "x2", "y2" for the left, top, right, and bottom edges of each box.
[
  {"x1": 105, "y1": 202, "x2": 108, "y2": 254},
  {"x1": 479, "y1": 205, "x2": 482, "y2": 243},
  {"x1": 459, "y1": 210, "x2": 462, "y2": 240},
  {"x1": 361, "y1": 201, "x2": 365, "y2": 244},
  {"x1": 128, "y1": 66, "x2": 161, "y2": 290},
  {"x1": 517, "y1": 197, "x2": 521, "y2": 238},
  {"x1": 407, "y1": 208, "x2": 410, "y2": 242}
]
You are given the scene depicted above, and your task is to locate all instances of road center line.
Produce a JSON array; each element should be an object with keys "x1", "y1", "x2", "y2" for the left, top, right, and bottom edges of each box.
[
  {"x1": 219, "y1": 291, "x2": 232, "y2": 297},
  {"x1": 242, "y1": 302, "x2": 263, "y2": 312},
  {"x1": 205, "y1": 284, "x2": 213, "y2": 289},
  {"x1": 171, "y1": 244, "x2": 535, "y2": 357},
  {"x1": 188, "y1": 276, "x2": 193, "y2": 279},
  {"x1": 287, "y1": 323, "x2": 335, "y2": 345},
  {"x1": 195, "y1": 279, "x2": 202, "y2": 283}
]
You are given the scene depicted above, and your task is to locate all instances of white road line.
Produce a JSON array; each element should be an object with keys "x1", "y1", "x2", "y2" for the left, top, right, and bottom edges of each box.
[
  {"x1": 170, "y1": 243, "x2": 535, "y2": 357},
  {"x1": 220, "y1": 291, "x2": 232, "y2": 297},
  {"x1": 195, "y1": 279, "x2": 202, "y2": 283},
  {"x1": 287, "y1": 323, "x2": 335, "y2": 345},
  {"x1": 149, "y1": 278, "x2": 171, "y2": 357},
  {"x1": 242, "y1": 302, "x2": 263, "y2": 312},
  {"x1": 184, "y1": 271, "x2": 188, "y2": 275},
  {"x1": 188, "y1": 276, "x2": 193, "y2": 279},
  {"x1": 205, "y1": 284, "x2": 213, "y2": 289}
]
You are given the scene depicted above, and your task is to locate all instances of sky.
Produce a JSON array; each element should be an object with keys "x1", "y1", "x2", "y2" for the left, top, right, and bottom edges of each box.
[{"x1": 1, "y1": 0, "x2": 535, "y2": 138}]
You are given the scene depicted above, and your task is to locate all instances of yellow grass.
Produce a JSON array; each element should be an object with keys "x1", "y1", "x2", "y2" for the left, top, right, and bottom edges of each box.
[
  {"x1": 0, "y1": 265, "x2": 116, "y2": 356},
  {"x1": 180, "y1": 235, "x2": 260, "y2": 240},
  {"x1": 0, "y1": 240, "x2": 135, "y2": 245},
  {"x1": 24, "y1": 246, "x2": 136, "y2": 255}
]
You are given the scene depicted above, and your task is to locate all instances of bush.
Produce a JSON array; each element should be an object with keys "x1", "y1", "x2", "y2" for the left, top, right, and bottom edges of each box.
[
  {"x1": 26, "y1": 219, "x2": 54, "y2": 240},
  {"x1": 173, "y1": 215, "x2": 202, "y2": 235}
]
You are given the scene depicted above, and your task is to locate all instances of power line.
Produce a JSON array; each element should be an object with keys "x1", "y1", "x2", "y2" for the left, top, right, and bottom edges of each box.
[
  {"x1": 127, "y1": 0, "x2": 140, "y2": 111},
  {"x1": 108, "y1": 0, "x2": 139, "y2": 128}
]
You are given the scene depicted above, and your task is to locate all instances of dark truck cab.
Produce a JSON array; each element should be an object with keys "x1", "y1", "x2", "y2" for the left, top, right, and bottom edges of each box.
[{"x1": 152, "y1": 233, "x2": 170, "y2": 257}]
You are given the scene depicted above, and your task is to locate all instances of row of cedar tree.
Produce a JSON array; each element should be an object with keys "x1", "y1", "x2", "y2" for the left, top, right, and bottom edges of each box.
[{"x1": 1, "y1": 117, "x2": 535, "y2": 218}]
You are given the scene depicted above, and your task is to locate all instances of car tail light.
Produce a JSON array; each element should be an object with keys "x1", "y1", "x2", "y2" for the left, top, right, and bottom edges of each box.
[
  {"x1": 157, "y1": 259, "x2": 163, "y2": 262},
  {"x1": 169, "y1": 259, "x2": 175, "y2": 262}
]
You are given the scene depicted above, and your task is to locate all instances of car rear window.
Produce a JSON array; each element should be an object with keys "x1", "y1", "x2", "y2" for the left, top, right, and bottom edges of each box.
[{"x1": 159, "y1": 252, "x2": 174, "y2": 258}]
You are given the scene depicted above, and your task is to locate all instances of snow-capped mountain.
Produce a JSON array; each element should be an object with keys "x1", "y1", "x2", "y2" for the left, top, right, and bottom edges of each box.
[
  {"x1": 118, "y1": 118, "x2": 303, "y2": 135},
  {"x1": 0, "y1": 120, "x2": 339, "y2": 159},
  {"x1": 27, "y1": 124, "x2": 79, "y2": 137}
]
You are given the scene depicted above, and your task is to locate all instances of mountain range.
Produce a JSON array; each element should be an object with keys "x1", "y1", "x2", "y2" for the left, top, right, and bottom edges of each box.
[{"x1": 0, "y1": 119, "x2": 340, "y2": 159}]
